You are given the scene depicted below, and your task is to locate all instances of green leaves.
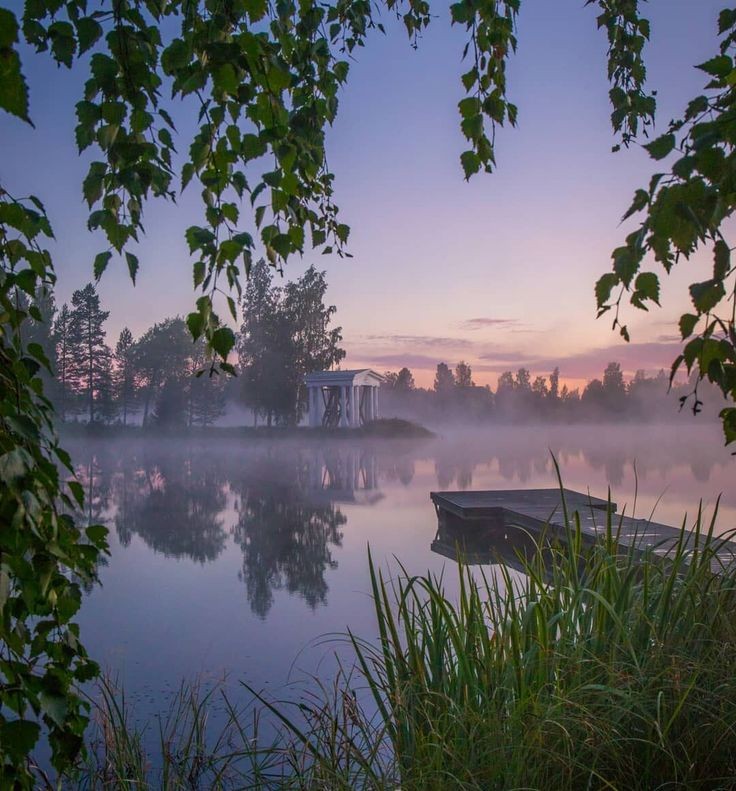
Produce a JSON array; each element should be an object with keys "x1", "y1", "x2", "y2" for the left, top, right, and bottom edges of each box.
[
  {"x1": 211, "y1": 327, "x2": 235, "y2": 359},
  {"x1": 696, "y1": 54, "x2": 733, "y2": 79},
  {"x1": 0, "y1": 721, "x2": 41, "y2": 762},
  {"x1": 595, "y1": 272, "x2": 619, "y2": 310},
  {"x1": 93, "y1": 251, "x2": 112, "y2": 280},
  {"x1": 599, "y1": 8, "x2": 736, "y2": 443},
  {"x1": 452, "y1": 1, "x2": 519, "y2": 178},
  {"x1": 689, "y1": 279, "x2": 726, "y2": 314},
  {"x1": 75, "y1": 16, "x2": 103, "y2": 54},
  {"x1": 0, "y1": 192, "x2": 107, "y2": 785},
  {"x1": 644, "y1": 133, "x2": 676, "y2": 160},
  {"x1": 594, "y1": 1, "x2": 655, "y2": 145},
  {"x1": 125, "y1": 251, "x2": 139, "y2": 283},
  {"x1": 460, "y1": 151, "x2": 481, "y2": 180},
  {"x1": 713, "y1": 239, "x2": 730, "y2": 280},
  {"x1": 611, "y1": 245, "x2": 640, "y2": 287},
  {"x1": 0, "y1": 8, "x2": 31, "y2": 124},
  {"x1": 186, "y1": 310, "x2": 204, "y2": 341},
  {"x1": 631, "y1": 271, "x2": 660, "y2": 309},
  {"x1": 48, "y1": 20, "x2": 76, "y2": 67},
  {"x1": 678, "y1": 314, "x2": 698, "y2": 340}
]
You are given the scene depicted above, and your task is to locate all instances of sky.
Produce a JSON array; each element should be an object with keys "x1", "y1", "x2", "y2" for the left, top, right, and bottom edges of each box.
[{"x1": 1, "y1": 0, "x2": 729, "y2": 388}]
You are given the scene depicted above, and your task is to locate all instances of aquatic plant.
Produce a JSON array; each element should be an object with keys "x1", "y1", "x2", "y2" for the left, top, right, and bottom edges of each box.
[{"x1": 68, "y1": 490, "x2": 736, "y2": 789}]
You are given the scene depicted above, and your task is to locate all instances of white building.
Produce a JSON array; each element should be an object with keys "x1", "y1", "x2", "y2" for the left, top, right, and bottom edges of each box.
[{"x1": 304, "y1": 369, "x2": 384, "y2": 428}]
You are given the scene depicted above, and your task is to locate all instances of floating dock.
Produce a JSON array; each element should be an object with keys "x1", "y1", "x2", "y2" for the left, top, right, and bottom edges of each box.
[{"x1": 430, "y1": 488, "x2": 736, "y2": 570}]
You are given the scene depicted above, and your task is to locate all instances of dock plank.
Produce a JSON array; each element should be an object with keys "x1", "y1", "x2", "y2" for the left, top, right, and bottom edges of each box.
[{"x1": 430, "y1": 488, "x2": 736, "y2": 571}]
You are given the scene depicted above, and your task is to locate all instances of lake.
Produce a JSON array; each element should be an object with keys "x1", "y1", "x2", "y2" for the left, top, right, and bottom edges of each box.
[{"x1": 68, "y1": 423, "x2": 735, "y2": 725}]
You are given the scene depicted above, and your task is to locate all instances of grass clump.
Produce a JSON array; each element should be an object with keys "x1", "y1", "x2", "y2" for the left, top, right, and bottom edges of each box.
[
  {"x1": 66, "y1": 492, "x2": 736, "y2": 789},
  {"x1": 347, "y1": 504, "x2": 736, "y2": 790}
]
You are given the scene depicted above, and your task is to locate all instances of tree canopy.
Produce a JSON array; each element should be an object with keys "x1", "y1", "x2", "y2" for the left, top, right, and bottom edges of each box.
[
  {"x1": 2, "y1": 1, "x2": 735, "y2": 441},
  {"x1": 2, "y1": 0, "x2": 736, "y2": 783},
  {"x1": 238, "y1": 259, "x2": 344, "y2": 424}
]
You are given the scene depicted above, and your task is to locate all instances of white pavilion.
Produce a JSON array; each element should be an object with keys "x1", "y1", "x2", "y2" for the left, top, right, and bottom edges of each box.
[{"x1": 304, "y1": 369, "x2": 384, "y2": 428}]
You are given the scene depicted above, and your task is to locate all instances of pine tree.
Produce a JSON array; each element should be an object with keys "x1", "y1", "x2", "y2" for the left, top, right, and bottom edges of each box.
[
  {"x1": 52, "y1": 303, "x2": 76, "y2": 420},
  {"x1": 69, "y1": 283, "x2": 112, "y2": 423},
  {"x1": 433, "y1": 362, "x2": 455, "y2": 396},
  {"x1": 113, "y1": 327, "x2": 137, "y2": 425},
  {"x1": 97, "y1": 348, "x2": 116, "y2": 424}
]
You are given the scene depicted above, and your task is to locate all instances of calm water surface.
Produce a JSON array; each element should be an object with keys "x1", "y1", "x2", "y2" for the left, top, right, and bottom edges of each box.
[{"x1": 69, "y1": 424, "x2": 735, "y2": 720}]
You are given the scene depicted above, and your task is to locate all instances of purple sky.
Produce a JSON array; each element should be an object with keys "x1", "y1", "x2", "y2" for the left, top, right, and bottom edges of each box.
[{"x1": 2, "y1": 0, "x2": 728, "y2": 387}]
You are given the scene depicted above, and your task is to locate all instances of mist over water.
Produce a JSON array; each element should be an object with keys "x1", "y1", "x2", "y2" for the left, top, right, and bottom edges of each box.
[{"x1": 68, "y1": 424, "x2": 734, "y2": 724}]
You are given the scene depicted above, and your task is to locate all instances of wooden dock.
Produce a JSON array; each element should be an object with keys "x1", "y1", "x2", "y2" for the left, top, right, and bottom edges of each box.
[{"x1": 430, "y1": 488, "x2": 736, "y2": 570}]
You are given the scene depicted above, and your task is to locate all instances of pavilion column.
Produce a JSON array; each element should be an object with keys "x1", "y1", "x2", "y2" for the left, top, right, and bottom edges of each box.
[
  {"x1": 315, "y1": 387, "x2": 321, "y2": 427},
  {"x1": 307, "y1": 387, "x2": 317, "y2": 428},
  {"x1": 352, "y1": 386, "x2": 360, "y2": 426},
  {"x1": 340, "y1": 385, "x2": 348, "y2": 427}
]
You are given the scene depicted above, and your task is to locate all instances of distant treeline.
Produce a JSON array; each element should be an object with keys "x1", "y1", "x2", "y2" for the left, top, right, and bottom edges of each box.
[
  {"x1": 381, "y1": 362, "x2": 725, "y2": 424},
  {"x1": 26, "y1": 260, "x2": 344, "y2": 428},
  {"x1": 26, "y1": 262, "x2": 723, "y2": 430}
]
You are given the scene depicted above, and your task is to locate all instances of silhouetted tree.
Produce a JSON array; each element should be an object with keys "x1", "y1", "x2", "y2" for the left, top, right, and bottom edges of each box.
[
  {"x1": 238, "y1": 260, "x2": 344, "y2": 425},
  {"x1": 582, "y1": 378, "x2": 605, "y2": 411},
  {"x1": 113, "y1": 327, "x2": 137, "y2": 425},
  {"x1": 52, "y1": 303, "x2": 75, "y2": 420},
  {"x1": 455, "y1": 361, "x2": 474, "y2": 388},
  {"x1": 602, "y1": 361, "x2": 627, "y2": 412},
  {"x1": 395, "y1": 367, "x2": 415, "y2": 392},
  {"x1": 434, "y1": 362, "x2": 455, "y2": 397},
  {"x1": 283, "y1": 265, "x2": 346, "y2": 419},
  {"x1": 549, "y1": 367, "x2": 560, "y2": 402},
  {"x1": 187, "y1": 338, "x2": 227, "y2": 426},
  {"x1": 69, "y1": 283, "x2": 112, "y2": 423},
  {"x1": 152, "y1": 374, "x2": 188, "y2": 428},
  {"x1": 515, "y1": 368, "x2": 531, "y2": 392},
  {"x1": 382, "y1": 371, "x2": 398, "y2": 390},
  {"x1": 134, "y1": 317, "x2": 191, "y2": 426}
]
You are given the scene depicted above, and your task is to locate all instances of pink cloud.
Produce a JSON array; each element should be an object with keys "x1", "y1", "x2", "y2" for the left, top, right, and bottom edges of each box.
[{"x1": 462, "y1": 317, "x2": 520, "y2": 330}]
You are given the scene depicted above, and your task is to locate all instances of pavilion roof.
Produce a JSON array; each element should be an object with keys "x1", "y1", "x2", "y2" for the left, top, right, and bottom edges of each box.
[{"x1": 304, "y1": 369, "x2": 385, "y2": 386}]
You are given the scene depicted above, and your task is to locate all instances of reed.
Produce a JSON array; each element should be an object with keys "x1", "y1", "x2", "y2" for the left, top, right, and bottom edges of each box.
[{"x1": 68, "y1": 484, "x2": 736, "y2": 789}]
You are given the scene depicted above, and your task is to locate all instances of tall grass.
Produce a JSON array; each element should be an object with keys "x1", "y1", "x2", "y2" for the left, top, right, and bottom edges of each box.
[{"x1": 67, "y1": 488, "x2": 736, "y2": 790}]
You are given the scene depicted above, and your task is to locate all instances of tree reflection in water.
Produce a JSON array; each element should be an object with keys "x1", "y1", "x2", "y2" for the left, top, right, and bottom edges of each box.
[
  {"x1": 114, "y1": 449, "x2": 229, "y2": 563},
  {"x1": 65, "y1": 427, "x2": 732, "y2": 619},
  {"x1": 232, "y1": 461, "x2": 346, "y2": 618},
  {"x1": 69, "y1": 441, "x2": 377, "y2": 616}
]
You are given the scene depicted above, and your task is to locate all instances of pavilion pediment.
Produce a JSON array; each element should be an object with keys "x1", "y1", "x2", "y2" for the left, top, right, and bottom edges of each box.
[{"x1": 304, "y1": 369, "x2": 383, "y2": 428}]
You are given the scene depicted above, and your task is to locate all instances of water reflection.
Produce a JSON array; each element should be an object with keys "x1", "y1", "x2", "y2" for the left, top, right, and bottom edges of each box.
[
  {"x1": 229, "y1": 452, "x2": 348, "y2": 617},
  {"x1": 68, "y1": 426, "x2": 735, "y2": 622},
  {"x1": 431, "y1": 517, "x2": 540, "y2": 575},
  {"x1": 64, "y1": 424, "x2": 736, "y2": 723},
  {"x1": 72, "y1": 442, "x2": 387, "y2": 616},
  {"x1": 311, "y1": 445, "x2": 383, "y2": 504},
  {"x1": 114, "y1": 453, "x2": 228, "y2": 563}
]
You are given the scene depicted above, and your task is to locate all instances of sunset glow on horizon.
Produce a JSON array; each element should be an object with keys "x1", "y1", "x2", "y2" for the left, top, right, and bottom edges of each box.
[{"x1": 2, "y1": 0, "x2": 726, "y2": 389}]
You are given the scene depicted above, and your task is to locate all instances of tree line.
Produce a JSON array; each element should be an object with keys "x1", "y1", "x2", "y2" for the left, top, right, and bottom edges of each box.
[
  {"x1": 29, "y1": 284, "x2": 227, "y2": 427},
  {"x1": 30, "y1": 268, "x2": 723, "y2": 430},
  {"x1": 28, "y1": 261, "x2": 344, "y2": 428},
  {"x1": 382, "y1": 360, "x2": 725, "y2": 424}
]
